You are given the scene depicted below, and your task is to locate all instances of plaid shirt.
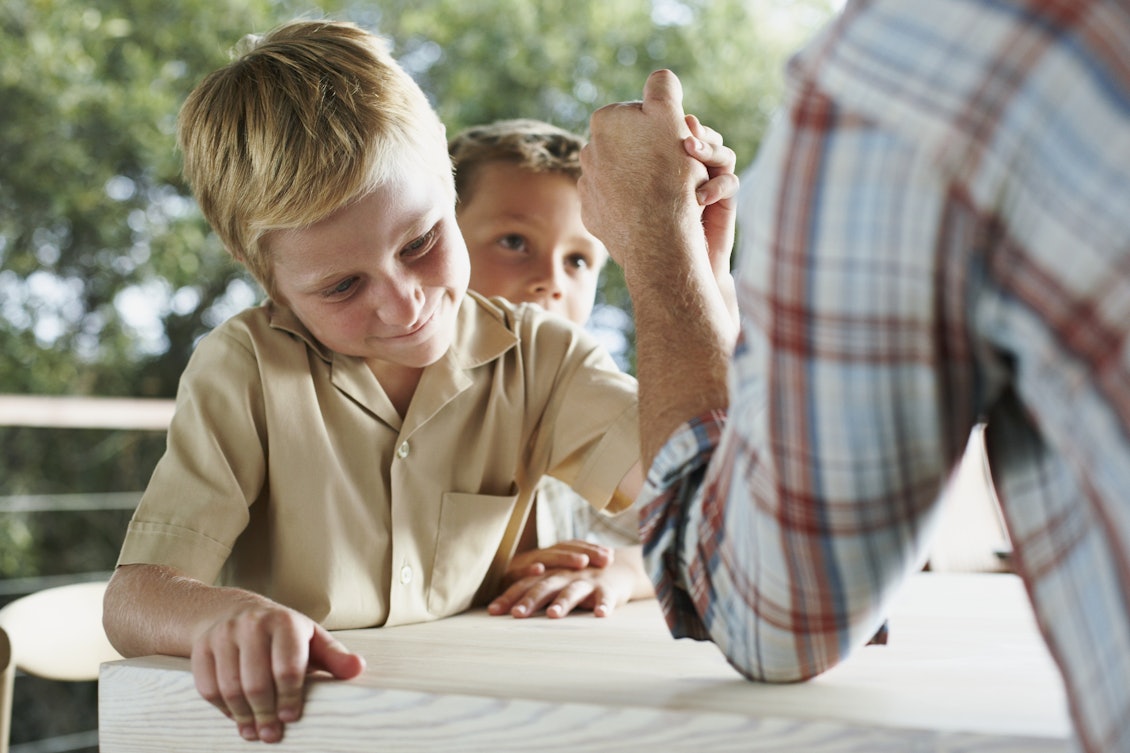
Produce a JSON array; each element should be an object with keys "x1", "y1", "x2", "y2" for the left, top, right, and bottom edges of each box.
[{"x1": 639, "y1": 2, "x2": 1130, "y2": 751}]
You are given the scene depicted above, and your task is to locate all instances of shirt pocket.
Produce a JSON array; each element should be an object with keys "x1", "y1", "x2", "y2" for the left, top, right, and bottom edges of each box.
[{"x1": 427, "y1": 489, "x2": 518, "y2": 617}]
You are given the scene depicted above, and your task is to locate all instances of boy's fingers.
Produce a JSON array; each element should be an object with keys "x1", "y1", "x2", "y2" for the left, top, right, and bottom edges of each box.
[
  {"x1": 309, "y1": 625, "x2": 366, "y2": 680},
  {"x1": 511, "y1": 573, "x2": 569, "y2": 617},
  {"x1": 238, "y1": 627, "x2": 281, "y2": 743},
  {"x1": 591, "y1": 584, "x2": 624, "y2": 618},
  {"x1": 683, "y1": 135, "x2": 736, "y2": 175},
  {"x1": 488, "y1": 577, "x2": 532, "y2": 615},
  {"x1": 549, "y1": 541, "x2": 612, "y2": 568},
  {"x1": 537, "y1": 551, "x2": 590, "y2": 570},
  {"x1": 696, "y1": 173, "x2": 741, "y2": 206},
  {"x1": 271, "y1": 623, "x2": 312, "y2": 725},
  {"x1": 547, "y1": 580, "x2": 596, "y2": 619},
  {"x1": 211, "y1": 642, "x2": 256, "y2": 739}
]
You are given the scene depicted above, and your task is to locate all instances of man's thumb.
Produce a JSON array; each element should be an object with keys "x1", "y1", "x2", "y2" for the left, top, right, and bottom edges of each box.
[{"x1": 642, "y1": 69, "x2": 685, "y2": 117}]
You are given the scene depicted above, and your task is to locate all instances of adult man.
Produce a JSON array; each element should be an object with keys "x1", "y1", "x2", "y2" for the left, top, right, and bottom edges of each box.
[{"x1": 579, "y1": 2, "x2": 1130, "y2": 751}]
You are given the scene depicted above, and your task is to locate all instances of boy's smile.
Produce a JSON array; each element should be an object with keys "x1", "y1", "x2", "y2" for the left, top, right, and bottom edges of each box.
[{"x1": 268, "y1": 167, "x2": 469, "y2": 378}]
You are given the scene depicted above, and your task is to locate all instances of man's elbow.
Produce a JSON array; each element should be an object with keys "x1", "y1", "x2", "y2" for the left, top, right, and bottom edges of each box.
[
  {"x1": 738, "y1": 654, "x2": 841, "y2": 685},
  {"x1": 714, "y1": 624, "x2": 853, "y2": 684}
]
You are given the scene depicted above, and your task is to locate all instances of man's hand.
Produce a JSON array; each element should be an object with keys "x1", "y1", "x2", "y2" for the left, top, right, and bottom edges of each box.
[
  {"x1": 579, "y1": 69, "x2": 708, "y2": 276},
  {"x1": 579, "y1": 70, "x2": 736, "y2": 467}
]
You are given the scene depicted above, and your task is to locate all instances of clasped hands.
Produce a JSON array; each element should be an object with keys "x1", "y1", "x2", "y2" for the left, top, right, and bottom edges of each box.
[{"x1": 489, "y1": 539, "x2": 635, "y2": 619}]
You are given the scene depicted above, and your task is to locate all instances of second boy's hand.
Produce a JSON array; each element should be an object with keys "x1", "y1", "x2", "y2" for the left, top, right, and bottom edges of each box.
[{"x1": 489, "y1": 544, "x2": 651, "y2": 619}]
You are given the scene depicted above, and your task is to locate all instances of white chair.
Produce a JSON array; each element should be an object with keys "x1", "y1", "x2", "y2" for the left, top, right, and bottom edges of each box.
[{"x1": 0, "y1": 581, "x2": 122, "y2": 753}]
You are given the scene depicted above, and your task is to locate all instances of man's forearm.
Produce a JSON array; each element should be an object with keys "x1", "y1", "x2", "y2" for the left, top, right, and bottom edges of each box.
[{"x1": 627, "y1": 246, "x2": 734, "y2": 469}]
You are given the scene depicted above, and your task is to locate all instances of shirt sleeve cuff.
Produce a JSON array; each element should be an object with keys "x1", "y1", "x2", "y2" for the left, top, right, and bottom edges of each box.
[{"x1": 639, "y1": 410, "x2": 727, "y2": 643}]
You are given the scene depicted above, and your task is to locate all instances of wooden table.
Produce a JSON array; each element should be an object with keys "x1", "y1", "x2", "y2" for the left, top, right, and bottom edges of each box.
[{"x1": 99, "y1": 573, "x2": 1071, "y2": 752}]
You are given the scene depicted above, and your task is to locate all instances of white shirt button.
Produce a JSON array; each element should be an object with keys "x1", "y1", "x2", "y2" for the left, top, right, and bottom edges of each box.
[
  {"x1": 397, "y1": 441, "x2": 410, "y2": 459},
  {"x1": 399, "y1": 565, "x2": 413, "y2": 585}
]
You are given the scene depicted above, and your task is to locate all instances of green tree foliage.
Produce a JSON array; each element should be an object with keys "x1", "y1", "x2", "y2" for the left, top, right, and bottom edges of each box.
[
  {"x1": 379, "y1": 0, "x2": 826, "y2": 167},
  {"x1": 1, "y1": 0, "x2": 835, "y2": 403},
  {"x1": 1, "y1": 0, "x2": 280, "y2": 399}
]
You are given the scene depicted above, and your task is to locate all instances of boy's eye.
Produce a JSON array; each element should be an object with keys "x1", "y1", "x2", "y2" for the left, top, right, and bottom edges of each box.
[
  {"x1": 324, "y1": 276, "x2": 359, "y2": 298},
  {"x1": 498, "y1": 234, "x2": 528, "y2": 252},
  {"x1": 403, "y1": 225, "x2": 439, "y2": 258},
  {"x1": 565, "y1": 253, "x2": 591, "y2": 270}
]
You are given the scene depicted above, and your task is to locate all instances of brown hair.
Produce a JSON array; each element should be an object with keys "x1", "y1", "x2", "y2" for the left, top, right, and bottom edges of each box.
[{"x1": 448, "y1": 119, "x2": 585, "y2": 207}]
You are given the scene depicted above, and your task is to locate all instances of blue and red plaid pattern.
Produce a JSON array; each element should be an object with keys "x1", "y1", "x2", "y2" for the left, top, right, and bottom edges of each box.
[{"x1": 640, "y1": 2, "x2": 1130, "y2": 751}]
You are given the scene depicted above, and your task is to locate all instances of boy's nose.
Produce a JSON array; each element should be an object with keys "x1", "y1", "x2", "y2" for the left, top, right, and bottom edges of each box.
[
  {"x1": 528, "y1": 258, "x2": 564, "y2": 299},
  {"x1": 373, "y1": 276, "x2": 426, "y2": 328}
]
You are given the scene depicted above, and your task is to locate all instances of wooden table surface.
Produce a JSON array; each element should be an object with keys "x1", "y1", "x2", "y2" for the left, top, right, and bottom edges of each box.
[{"x1": 99, "y1": 573, "x2": 1071, "y2": 752}]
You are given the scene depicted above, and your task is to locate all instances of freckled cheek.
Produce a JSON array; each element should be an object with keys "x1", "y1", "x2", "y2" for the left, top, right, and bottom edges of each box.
[
  {"x1": 437, "y1": 242, "x2": 471, "y2": 292},
  {"x1": 309, "y1": 306, "x2": 374, "y2": 345}
]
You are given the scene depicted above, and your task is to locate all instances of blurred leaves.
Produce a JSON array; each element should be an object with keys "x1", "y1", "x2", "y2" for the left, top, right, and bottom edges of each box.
[
  {"x1": 1, "y1": 0, "x2": 836, "y2": 399},
  {"x1": 0, "y1": 0, "x2": 277, "y2": 398}
]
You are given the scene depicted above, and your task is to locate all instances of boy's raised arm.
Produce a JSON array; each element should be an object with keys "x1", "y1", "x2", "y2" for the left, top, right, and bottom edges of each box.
[{"x1": 103, "y1": 563, "x2": 364, "y2": 744}]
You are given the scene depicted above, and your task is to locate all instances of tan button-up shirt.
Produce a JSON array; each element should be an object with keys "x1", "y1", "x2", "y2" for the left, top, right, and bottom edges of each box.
[{"x1": 118, "y1": 292, "x2": 639, "y2": 629}]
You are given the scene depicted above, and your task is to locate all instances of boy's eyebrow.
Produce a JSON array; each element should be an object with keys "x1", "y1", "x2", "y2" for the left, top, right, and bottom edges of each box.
[
  {"x1": 303, "y1": 268, "x2": 353, "y2": 291},
  {"x1": 296, "y1": 211, "x2": 447, "y2": 293},
  {"x1": 474, "y1": 209, "x2": 543, "y2": 226}
]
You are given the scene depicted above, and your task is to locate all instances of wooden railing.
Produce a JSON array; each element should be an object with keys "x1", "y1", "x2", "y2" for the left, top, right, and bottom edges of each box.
[
  {"x1": 0, "y1": 395, "x2": 174, "y2": 599},
  {"x1": 0, "y1": 395, "x2": 173, "y2": 753},
  {"x1": 0, "y1": 395, "x2": 174, "y2": 431}
]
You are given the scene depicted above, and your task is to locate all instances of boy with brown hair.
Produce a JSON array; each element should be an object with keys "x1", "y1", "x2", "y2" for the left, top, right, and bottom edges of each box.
[
  {"x1": 102, "y1": 20, "x2": 673, "y2": 744},
  {"x1": 450, "y1": 119, "x2": 639, "y2": 563},
  {"x1": 450, "y1": 118, "x2": 739, "y2": 587}
]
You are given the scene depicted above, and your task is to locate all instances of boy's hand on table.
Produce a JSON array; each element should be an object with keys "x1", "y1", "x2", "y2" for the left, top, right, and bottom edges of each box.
[
  {"x1": 190, "y1": 605, "x2": 365, "y2": 744},
  {"x1": 489, "y1": 559, "x2": 636, "y2": 619},
  {"x1": 500, "y1": 539, "x2": 614, "y2": 584}
]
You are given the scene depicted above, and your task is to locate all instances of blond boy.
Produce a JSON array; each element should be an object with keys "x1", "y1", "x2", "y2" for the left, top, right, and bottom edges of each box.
[{"x1": 103, "y1": 21, "x2": 653, "y2": 744}]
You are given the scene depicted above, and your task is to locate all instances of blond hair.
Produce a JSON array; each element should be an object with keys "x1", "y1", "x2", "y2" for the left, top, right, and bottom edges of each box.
[
  {"x1": 448, "y1": 119, "x2": 585, "y2": 207},
  {"x1": 178, "y1": 20, "x2": 449, "y2": 292}
]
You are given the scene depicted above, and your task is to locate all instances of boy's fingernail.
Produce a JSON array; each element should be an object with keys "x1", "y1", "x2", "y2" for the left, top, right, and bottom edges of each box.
[
  {"x1": 240, "y1": 725, "x2": 258, "y2": 741},
  {"x1": 259, "y1": 723, "x2": 281, "y2": 743},
  {"x1": 512, "y1": 604, "x2": 527, "y2": 616}
]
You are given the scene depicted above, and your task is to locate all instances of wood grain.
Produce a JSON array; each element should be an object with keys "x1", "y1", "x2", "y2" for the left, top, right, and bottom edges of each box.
[{"x1": 99, "y1": 573, "x2": 1071, "y2": 752}]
